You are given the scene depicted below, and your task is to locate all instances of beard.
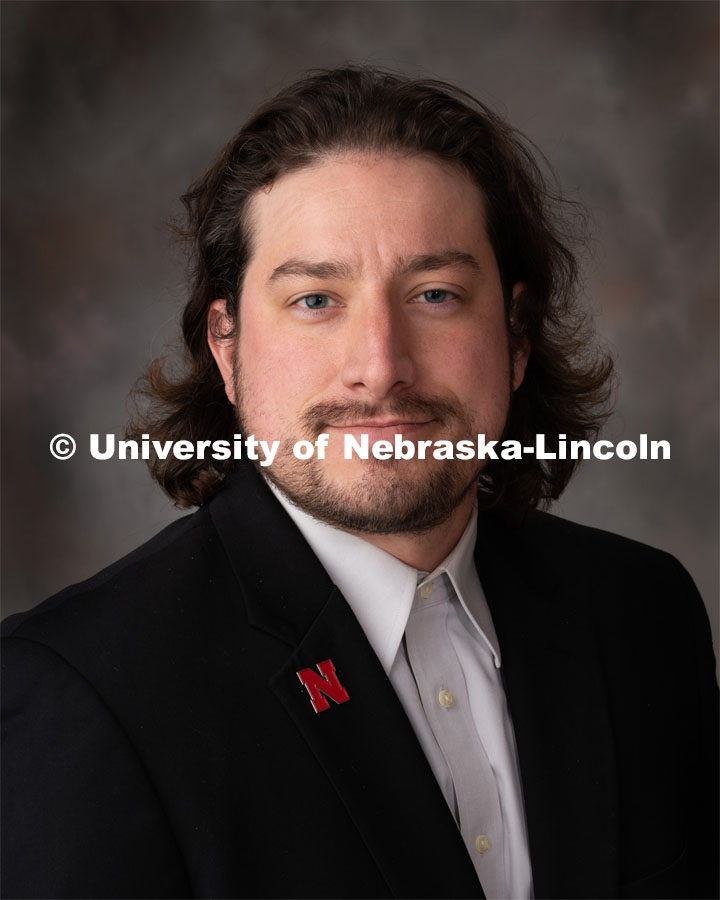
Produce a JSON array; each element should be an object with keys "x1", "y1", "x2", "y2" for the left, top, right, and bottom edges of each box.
[{"x1": 233, "y1": 362, "x2": 504, "y2": 536}]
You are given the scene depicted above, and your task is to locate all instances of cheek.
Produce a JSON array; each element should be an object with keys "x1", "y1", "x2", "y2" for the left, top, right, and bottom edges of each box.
[
  {"x1": 239, "y1": 336, "x2": 298, "y2": 432},
  {"x1": 430, "y1": 321, "x2": 511, "y2": 406},
  {"x1": 237, "y1": 310, "x2": 336, "y2": 427}
]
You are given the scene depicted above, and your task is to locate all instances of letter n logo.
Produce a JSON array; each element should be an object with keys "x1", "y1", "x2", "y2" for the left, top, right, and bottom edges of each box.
[{"x1": 296, "y1": 659, "x2": 350, "y2": 713}]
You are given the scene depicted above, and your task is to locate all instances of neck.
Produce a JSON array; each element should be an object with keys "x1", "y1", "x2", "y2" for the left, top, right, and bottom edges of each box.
[{"x1": 347, "y1": 490, "x2": 475, "y2": 571}]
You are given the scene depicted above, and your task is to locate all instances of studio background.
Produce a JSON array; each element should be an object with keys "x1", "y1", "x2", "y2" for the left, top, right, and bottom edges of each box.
[{"x1": 2, "y1": 1, "x2": 718, "y2": 649}]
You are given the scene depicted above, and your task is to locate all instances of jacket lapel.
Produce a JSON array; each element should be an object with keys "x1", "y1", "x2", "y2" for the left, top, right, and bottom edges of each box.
[
  {"x1": 211, "y1": 464, "x2": 483, "y2": 899},
  {"x1": 476, "y1": 512, "x2": 620, "y2": 899},
  {"x1": 271, "y1": 587, "x2": 483, "y2": 899}
]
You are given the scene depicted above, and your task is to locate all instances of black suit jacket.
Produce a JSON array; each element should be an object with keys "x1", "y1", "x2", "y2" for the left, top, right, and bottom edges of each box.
[{"x1": 2, "y1": 463, "x2": 718, "y2": 899}]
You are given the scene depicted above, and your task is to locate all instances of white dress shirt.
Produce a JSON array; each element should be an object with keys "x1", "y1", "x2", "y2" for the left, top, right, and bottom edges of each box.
[{"x1": 269, "y1": 483, "x2": 534, "y2": 899}]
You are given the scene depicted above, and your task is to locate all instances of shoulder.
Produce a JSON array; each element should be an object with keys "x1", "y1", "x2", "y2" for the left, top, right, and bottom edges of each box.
[
  {"x1": 481, "y1": 507, "x2": 708, "y2": 639},
  {"x1": 0, "y1": 492, "x2": 256, "y2": 770},
  {"x1": 1, "y1": 519, "x2": 200, "y2": 899},
  {"x1": 507, "y1": 507, "x2": 694, "y2": 587},
  {"x1": 2, "y1": 503, "x2": 230, "y2": 650},
  {"x1": 0, "y1": 462, "x2": 303, "y2": 688}
]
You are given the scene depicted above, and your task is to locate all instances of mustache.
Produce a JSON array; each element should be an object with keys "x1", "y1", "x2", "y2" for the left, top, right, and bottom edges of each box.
[{"x1": 301, "y1": 393, "x2": 461, "y2": 435}]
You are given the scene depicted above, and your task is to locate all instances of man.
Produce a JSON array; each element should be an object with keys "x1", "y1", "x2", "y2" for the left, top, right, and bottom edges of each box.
[{"x1": 2, "y1": 67, "x2": 717, "y2": 900}]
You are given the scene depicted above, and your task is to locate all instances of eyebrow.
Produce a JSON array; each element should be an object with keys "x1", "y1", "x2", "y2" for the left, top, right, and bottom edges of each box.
[
  {"x1": 267, "y1": 250, "x2": 482, "y2": 284},
  {"x1": 393, "y1": 251, "x2": 482, "y2": 277},
  {"x1": 268, "y1": 259, "x2": 354, "y2": 283}
]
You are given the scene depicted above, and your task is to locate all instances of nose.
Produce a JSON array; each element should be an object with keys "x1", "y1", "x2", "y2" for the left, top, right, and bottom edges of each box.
[{"x1": 340, "y1": 299, "x2": 415, "y2": 402}]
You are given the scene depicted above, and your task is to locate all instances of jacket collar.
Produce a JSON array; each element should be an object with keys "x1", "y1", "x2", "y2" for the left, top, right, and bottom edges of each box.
[{"x1": 209, "y1": 463, "x2": 336, "y2": 647}]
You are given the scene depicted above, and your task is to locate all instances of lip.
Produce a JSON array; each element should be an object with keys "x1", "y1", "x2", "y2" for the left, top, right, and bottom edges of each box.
[
  {"x1": 332, "y1": 419, "x2": 433, "y2": 428},
  {"x1": 327, "y1": 420, "x2": 435, "y2": 441}
]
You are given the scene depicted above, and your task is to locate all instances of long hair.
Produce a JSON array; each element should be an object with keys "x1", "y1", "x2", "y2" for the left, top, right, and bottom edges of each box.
[{"x1": 128, "y1": 65, "x2": 613, "y2": 511}]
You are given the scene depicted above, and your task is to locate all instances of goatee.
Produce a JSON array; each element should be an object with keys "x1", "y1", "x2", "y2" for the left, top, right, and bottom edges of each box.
[{"x1": 234, "y1": 362, "x2": 486, "y2": 534}]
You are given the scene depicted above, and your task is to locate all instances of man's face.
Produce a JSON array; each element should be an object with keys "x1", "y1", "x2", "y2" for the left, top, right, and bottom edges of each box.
[{"x1": 210, "y1": 153, "x2": 528, "y2": 534}]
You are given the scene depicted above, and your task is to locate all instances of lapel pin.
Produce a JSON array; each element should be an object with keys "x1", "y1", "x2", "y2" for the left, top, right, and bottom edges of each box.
[{"x1": 296, "y1": 658, "x2": 350, "y2": 713}]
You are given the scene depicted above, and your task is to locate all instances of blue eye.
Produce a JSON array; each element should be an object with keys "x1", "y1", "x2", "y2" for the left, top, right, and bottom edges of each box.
[
  {"x1": 420, "y1": 290, "x2": 453, "y2": 304},
  {"x1": 298, "y1": 294, "x2": 332, "y2": 310},
  {"x1": 408, "y1": 288, "x2": 460, "y2": 308},
  {"x1": 420, "y1": 289, "x2": 454, "y2": 303}
]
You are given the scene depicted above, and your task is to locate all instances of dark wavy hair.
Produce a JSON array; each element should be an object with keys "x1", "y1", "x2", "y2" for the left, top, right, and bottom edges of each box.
[{"x1": 128, "y1": 65, "x2": 613, "y2": 511}]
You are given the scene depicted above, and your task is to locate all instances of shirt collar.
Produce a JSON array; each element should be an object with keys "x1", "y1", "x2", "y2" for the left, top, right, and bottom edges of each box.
[
  {"x1": 268, "y1": 481, "x2": 501, "y2": 673},
  {"x1": 418, "y1": 509, "x2": 502, "y2": 668}
]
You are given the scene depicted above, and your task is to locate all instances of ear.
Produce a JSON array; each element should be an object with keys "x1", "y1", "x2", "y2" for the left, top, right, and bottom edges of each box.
[
  {"x1": 510, "y1": 283, "x2": 531, "y2": 391},
  {"x1": 207, "y1": 299, "x2": 237, "y2": 406}
]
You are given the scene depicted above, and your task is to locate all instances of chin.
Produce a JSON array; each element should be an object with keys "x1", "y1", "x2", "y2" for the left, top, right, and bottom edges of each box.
[{"x1": 265, "y1": 457, "x2": 482, "y2": 536}]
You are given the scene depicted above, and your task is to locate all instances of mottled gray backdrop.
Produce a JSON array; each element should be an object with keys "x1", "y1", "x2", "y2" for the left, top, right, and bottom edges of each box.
[{"x1": 2, "y1": 1, "x2": 718, "y2": 649}]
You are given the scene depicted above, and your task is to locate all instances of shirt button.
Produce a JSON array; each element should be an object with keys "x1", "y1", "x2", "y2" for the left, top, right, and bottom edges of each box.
[
  {"x1": 475, "y1": 834, "x2": 491, "y2": 854},
  {"x1": 420, "y1": 582, "x2": 433, "y2": 599},
  {"x1": 438, "y1": 689, "x2": 455, "y2": 709}
]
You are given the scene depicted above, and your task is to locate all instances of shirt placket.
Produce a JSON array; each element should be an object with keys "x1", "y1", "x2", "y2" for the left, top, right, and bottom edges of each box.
[{"x1": 404, "y1": 575, "x2": 506, "y2": 900}]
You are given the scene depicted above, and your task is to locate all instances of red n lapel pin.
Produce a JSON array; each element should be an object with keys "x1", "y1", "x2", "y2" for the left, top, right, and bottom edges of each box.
[{"x1": 296, "y1": 659, "x2": 350, "y2": 713}]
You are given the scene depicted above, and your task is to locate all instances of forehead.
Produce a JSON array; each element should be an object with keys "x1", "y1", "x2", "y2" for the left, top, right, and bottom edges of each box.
[{"x1": 246, "y1": 153, "x2": 491, "y2": 273}]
